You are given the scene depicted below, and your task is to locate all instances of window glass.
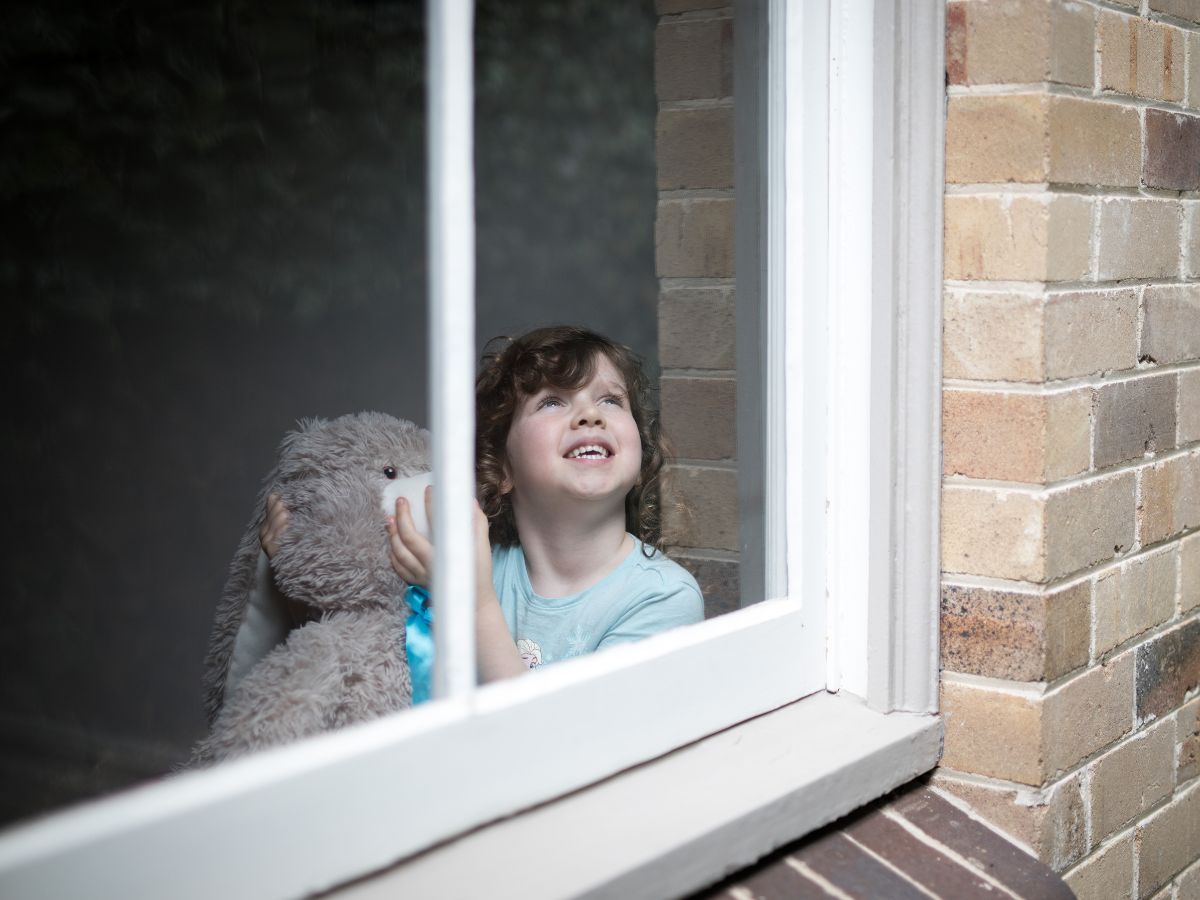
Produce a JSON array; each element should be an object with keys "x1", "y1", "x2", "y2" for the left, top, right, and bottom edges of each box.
[{"x1": 0, "y1": 0, "x2": 657, "y2": 826}]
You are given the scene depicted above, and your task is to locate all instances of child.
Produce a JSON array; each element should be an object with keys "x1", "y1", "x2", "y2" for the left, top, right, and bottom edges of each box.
[{"x1": 386, "y1": 325, "x2": 704, "y2": 685}]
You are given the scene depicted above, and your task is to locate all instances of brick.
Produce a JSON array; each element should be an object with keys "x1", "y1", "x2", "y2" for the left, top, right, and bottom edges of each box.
[
  {"x1": 658, "y1": 286, "x2": 735, "y2": 370},
  {"x1": 1044, "y1": 473, "x2": 1137, "y2": 579},
  {"x1": 946, "y1": 0, "x2": 1094, "y2": 88},
  {"x1": 1096, "y1": 200, "x2": 1181, "y2": 282},
  {"x1": 946, "y1": 2, "x2": 967, "y2": 84},
  {"x1": 1137, "y1": 783, "x2": 1200, "y2": 898},
  {"x1": 1094, "y1": 548, "x2": 1179, "y2": 658},
  {"x1": 1045, "y1": 289, "x2": 1139, "y2": 380},
  {"x1": 1183, "y1": 533, "x2": 1200, "y2": 614},
  {"x1": 946, "y1": 94, "x2": 1047, "y2": 183},
  {"x1": 1145, "y1": 110, "x2": 1200, "y2": 191},
  {"x1": 1140, "y1": 450, "x2": 1200, "y2": 545},
  {"x1": 673, "y1": 554, "x2": 738, "y2": 618},
  {"x1": 946, "y1": 95, "x2": 1140, "y2": 187},
  {"x1": 1065, "y1": 833, "x2": 1135, "y2": 900},
  {"x1": 656, "y1": 106, "x2": 733, "y2": 190},
  {"x1": 1098, "y1": 12, "x2": 1186, "y2": 102},
  {"x1": 932, "y1": 771, "x2": 1087, "y2": 870},
  {"x1": 943, "y1": 290, "x2": 1044, "y2": 382},
  {"x1": 656, "y1": 0, "x2": 728, "y2": 13},
  {"x1": 1043, "y1": 652, "x2": 1136, "y2": 776},
  {"x1": 943, "y1": 389, "x2": 1089, "y2": 483},
  {"x1": 1181, "y1": 697, "x2": 1200, "y2": 784},
  {"x1": 943, "y1": 475, "x2": 1134, "y2": 582},
  {"x1": 1089, "y1": 719, "x2": 1176, "y2": 842},
  {"x1": 1137, "y1": 618, "x2": 1200, "y2": 722},
  {"x1": 943, "y1": 288, "x2": 1139, "y2": 383},
  {"x1": 941, "y1": 681, "x2": 1044, "y2": 784},
  {"x1": 660, "y1": 375, "x2": 735, "y2": 461},
  {"x1": 942, "y1": 486, "x2": 1047, "y2": 581},
  {"x1": 1186, "y1": 202, "x2": 1200, "y2": 279},
  {"x1": 655, "y1": 198, "x2": 734, "y2": 277},
  {"x1": 1094, "y1": 374, "x2": 1179, "y2": 469},
  {"x1": 1180, "y1": 859, "x2": 1200, "y2": 900},
  {"x1": 1190, "y1": 32, "x2": 1200, "y2": 110},
  {"x1": 940, "y1": 582, "x2": 1089, "y2": 682},
  {"x1": 1048, "y1": 0, "x2": 1097, "y2": 88},
  {"x1": 945, "y1": 194, "x2": 1091, "y2": 282},
  {"x1": 1048, "y1": 97, "x2": 1142, "y2": 187},
  {"x1": 1144, "y1": 285, "x2": 1200, "y2": 366},
  {"x1": 655, "y1": 16, "x2": 733, "y2": 102},
  {"x1": 662, "y1": 463, "x2": 738, "y2": 551},
  {"x1": 1149, "y1": 0, "x2": 1200, "y2": 24},
  {"x1": 890, "y1": 791, "x2": 1078, "y2": 900},
  {"x1": 1180, "y1": 370, "x2": 1200, "y2": 445}
]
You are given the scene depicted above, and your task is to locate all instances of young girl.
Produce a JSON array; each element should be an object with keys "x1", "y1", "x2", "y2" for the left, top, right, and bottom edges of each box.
[
  {"x1": 387, "y1": 326, "x2": 703, "y2": 685},
  {"x1": 263, "y1": 326, "x2": 703, "y2": 690}
]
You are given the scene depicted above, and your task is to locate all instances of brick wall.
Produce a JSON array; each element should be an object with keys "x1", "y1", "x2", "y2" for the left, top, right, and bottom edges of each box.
[
  {"x1": 938, "y1": 1, "x2": 1200, "y2": 897},
  {"x1": 654, "y1": 1, "x2": 740, "y2": 617}
]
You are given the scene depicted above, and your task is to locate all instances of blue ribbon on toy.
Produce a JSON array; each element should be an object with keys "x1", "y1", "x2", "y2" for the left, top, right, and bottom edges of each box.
[{"x1": 404, "y1": 585, "x2": 434, "y2": 705}]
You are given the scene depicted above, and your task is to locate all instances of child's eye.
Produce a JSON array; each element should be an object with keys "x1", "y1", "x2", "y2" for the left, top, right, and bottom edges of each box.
[
  {"x1": 601, "y1": 395, "x2": 625, "y2": 407},
  {"x1": 537, "y1": 396, "x2": 564, "y2": 410}
]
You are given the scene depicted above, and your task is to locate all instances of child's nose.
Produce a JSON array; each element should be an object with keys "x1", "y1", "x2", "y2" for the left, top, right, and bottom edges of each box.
[{"x1": 575, "y1": 405, "x2": 605, "y2": 427}]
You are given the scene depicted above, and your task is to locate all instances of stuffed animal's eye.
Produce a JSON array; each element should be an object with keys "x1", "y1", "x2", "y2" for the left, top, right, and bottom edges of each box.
[{"x1": 383, "y1": 466, "x2": 397, "y2": 479}]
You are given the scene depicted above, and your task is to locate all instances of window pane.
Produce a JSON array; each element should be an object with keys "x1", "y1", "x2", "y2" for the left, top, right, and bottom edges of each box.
[
  {"x1": 0, "y1": 0, "x2": 664, "y2": 826},
  {"x1": 1, "y1": 0, "x2": 429, "y2": 824}
]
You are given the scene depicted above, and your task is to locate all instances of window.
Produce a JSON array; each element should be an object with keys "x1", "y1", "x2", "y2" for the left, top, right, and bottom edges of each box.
[{"x1": 0, "y1": 2, "x2": 945, "y2": 896}]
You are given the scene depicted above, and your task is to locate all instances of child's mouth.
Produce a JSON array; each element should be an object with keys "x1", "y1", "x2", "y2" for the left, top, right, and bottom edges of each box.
[{"x1": 566, "y1": 444, "x2": 611, "y2": 460}]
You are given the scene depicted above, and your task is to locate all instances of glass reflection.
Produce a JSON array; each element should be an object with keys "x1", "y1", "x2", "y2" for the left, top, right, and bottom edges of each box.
[{"x1": 1, "y1": 0, "x2": 656, "y2": 824}]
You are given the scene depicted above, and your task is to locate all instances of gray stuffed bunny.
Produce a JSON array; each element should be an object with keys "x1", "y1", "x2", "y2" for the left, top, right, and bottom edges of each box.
[{"x1": 191, "y1": 412, "x2": 430, "y2": 766}]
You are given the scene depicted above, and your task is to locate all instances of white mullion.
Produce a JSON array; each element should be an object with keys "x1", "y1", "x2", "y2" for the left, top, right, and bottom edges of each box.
[
  {"x1": 825, "y1": 0, "x2": 874, "y2": 699},
  {"x1": 427, "y1": 0, "x2": 477, "y2": 701}
]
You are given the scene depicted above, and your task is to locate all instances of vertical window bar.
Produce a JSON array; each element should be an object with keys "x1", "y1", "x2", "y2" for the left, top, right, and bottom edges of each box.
[{"x1": 428, "y1": 0, "x2": 477, "y2": 700}]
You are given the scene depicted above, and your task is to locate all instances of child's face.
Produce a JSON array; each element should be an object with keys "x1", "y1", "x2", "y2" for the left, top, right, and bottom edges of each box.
[{"x1": 503, "y1": 354, "x2": 642, "y2": 520}]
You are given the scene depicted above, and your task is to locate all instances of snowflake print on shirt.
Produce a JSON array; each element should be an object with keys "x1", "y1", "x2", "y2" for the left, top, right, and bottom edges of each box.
[{"x1": 563, "y1": 625, "x2": 589, "y2": 660}]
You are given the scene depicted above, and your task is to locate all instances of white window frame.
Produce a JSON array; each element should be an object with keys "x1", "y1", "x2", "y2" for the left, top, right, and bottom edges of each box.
[{"x1": 0, "y1": 3, "x2": 944, "y2": 898}]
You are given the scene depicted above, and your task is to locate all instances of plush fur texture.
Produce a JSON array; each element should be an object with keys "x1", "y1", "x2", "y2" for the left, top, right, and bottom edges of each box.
[{"x1": 191, "y1": 412, "x2": 430, "y2": 766}]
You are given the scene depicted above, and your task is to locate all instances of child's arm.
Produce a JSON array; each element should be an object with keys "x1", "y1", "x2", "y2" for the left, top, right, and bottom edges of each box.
[{"x1": 387, "y1": 489, "x2": 527, "y2": 684}]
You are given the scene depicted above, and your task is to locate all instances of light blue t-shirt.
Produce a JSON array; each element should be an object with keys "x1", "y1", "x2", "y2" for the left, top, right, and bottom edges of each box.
[{"x1": 491, "y1": 536, "x2": 704, "y2": 670}]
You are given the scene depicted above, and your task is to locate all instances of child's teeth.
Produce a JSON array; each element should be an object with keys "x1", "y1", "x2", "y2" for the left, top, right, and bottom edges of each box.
[{"x1": 570, "y1": 445, "x2": 608, "y2": 458}]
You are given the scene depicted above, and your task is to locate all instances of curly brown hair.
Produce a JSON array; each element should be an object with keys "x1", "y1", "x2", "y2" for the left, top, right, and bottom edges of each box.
[{"x1": 476, "y1": 325, "x2": 667, "y2": 553}]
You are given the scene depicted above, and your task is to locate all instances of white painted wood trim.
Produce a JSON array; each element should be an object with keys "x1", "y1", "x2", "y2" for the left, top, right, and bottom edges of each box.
[
  {"x1": 328, "y1": 693, "x2": 943, "y2": 900},
  {"x1": 0, "y1": 602, "x2": 811, "y2": 900},
  {"x1": 865, "y1": 0, "x2": 944, "y2": 715},
  {"x1": 779, "y1": 0, "x2": 832, "y2": 690},
  {"x1": 427, "y1": 0, "x2": 477, "y2": 700},
  {"x1": 825, "y1": 0, "x2": 876, "y2": 700}
]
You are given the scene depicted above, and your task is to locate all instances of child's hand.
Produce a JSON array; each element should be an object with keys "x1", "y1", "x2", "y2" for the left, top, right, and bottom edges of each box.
[
  {"x1": 387, "y1": 488, "x2": 494, "y2": 600},
  {"x1": 259, "y1": 494, "x2": 289, "y2": 560},
  {"x1": 387, "y1": 486, "x2": 434, "y2": 588}
]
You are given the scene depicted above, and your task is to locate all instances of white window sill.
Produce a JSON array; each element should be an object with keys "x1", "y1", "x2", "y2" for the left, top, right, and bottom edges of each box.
[{"x1": 332, "y1": 691, "x2": 943, "y2": 900}]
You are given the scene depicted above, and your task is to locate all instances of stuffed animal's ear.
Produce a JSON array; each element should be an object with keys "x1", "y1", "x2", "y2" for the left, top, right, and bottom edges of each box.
[
  {"x1": 272, "y1": 472, "x2": 400, "y2": 611},
  {"x1": 224, "y1": 550, "x2": 292, "y2": 699}
]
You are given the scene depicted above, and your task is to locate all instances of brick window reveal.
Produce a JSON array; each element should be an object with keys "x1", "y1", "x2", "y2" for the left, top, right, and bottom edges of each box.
[{"x1": 941, "y1": 1, "x2": 1200, "y2": 896}]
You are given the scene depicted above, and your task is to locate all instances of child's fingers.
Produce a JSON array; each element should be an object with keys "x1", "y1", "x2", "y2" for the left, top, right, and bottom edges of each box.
[
  {"x1": 394, "y1": 497, "x2": 432, "y2": 555},
  {"x1": 386, "y1": 516, "x2": 426, "y2": 584},
  {"x1": 424, "y1": 484, "x2": 434, "y2": 532},
  {"x1": 259, "y1": 493, "x2": 289, "y2": 559}
]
